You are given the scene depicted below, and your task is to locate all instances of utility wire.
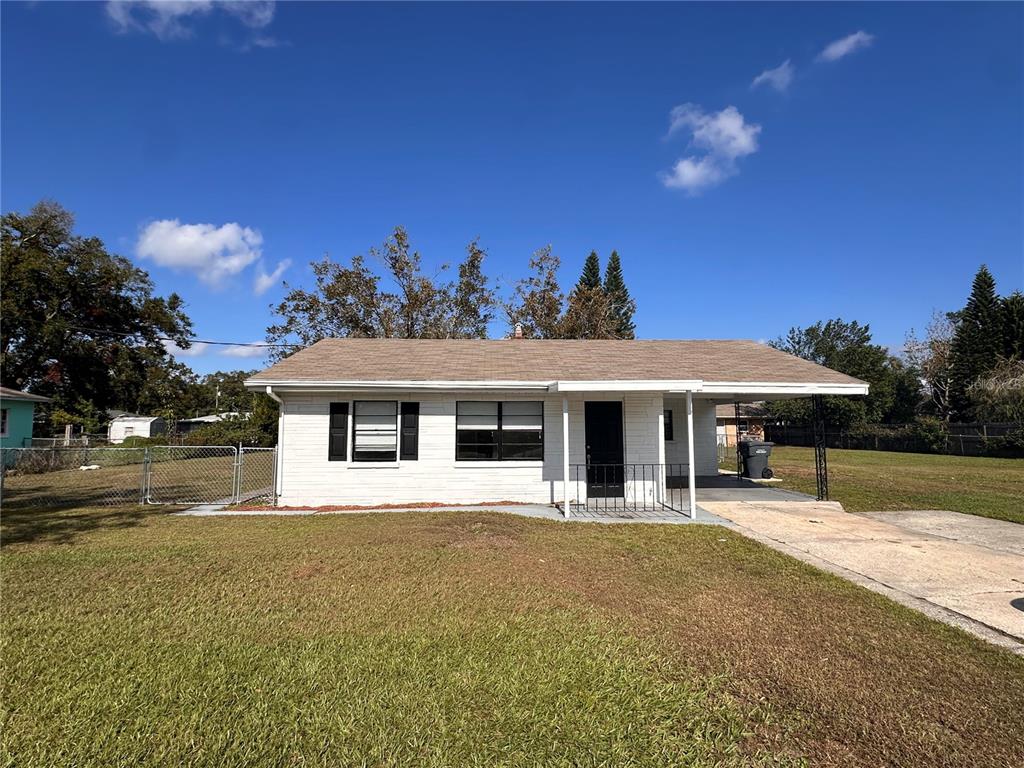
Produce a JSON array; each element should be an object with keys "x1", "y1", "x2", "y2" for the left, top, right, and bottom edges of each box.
[{"x1": 68, "y1": 325, "x2": 292, "y2": 348}]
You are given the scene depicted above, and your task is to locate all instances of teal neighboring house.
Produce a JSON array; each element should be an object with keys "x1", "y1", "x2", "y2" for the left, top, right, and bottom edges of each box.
[{"x1": 0, "y1": 386, "x2": 51, "y2": 449}]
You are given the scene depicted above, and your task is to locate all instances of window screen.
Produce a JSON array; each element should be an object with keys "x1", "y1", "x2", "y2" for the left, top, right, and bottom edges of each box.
[
  {"x1": 353, "y1": 401, "x2": 398, "y2": 461},
  {"x1": 500, "y1": 401, "x2": 543, "y2": 459},
  {"x1": 664, "y1": 409, "x2": 674, "y2": 441},
  {"x1": 456, "y1": 401, "x2": 498, "y2": 460}
]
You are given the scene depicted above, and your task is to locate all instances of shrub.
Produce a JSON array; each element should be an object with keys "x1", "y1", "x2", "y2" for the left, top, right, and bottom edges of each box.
[
  {"x1": 119, "y1": 435, "x2": 169, "y2": 448},
  {"x1": 983, "y1": 425, "x2": 1024, "y2": 458}
]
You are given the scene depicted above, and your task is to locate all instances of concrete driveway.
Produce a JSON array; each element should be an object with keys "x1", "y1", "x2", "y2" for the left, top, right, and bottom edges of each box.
[{"x1": 702, "y1": 501, "x2": 1024, "y2": 654}]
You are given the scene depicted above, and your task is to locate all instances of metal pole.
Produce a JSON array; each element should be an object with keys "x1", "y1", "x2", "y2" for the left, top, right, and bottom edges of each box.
[
  {"x1": 561, "y1": 396, "x2": 570, "y2": 518},
  {"x1": 734, "y1": 400, "x2": 742, "y2": 482},
  {"x1": 140, "y1": 447, "x2": 150, "y2": 504},
  {"x1": 686, "y1": 391, "x2": 697, "y2": 519},
  {"x1": 812, "y1": 394, "x2": 829, "y2": 501}
]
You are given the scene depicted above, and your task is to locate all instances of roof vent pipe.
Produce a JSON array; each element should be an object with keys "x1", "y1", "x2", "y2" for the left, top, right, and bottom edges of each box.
[{"x1": 513, "y1": 323, "x2": 524, "y2": 339}]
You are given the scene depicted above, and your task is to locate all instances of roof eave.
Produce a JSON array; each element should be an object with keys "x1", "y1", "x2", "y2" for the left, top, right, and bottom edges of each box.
[{"x1": 246, "y1": 378, "x2": 868, "y2": 396}]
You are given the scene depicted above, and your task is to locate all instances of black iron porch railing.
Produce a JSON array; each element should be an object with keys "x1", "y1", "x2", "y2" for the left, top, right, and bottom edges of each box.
[{"x1": 567, "y1": 463, "x2": 691, "y2": 514}]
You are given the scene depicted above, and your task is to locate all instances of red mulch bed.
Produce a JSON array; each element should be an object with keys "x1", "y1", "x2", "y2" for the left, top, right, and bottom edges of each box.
[{"x1": 231, "y1": 501, "x2": 535, "y2": 512}]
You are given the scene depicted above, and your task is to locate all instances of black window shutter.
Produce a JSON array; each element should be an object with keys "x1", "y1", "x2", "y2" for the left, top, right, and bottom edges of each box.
[
  {"x1": 328, "y1": 402, "x2": 349, "y2": 461},
  {"x1": 664, "y1": 409, "x2": 674, "y2": 441},
  {"x1": 400, "y1": 402, "x2": 419, "y2": 460}
]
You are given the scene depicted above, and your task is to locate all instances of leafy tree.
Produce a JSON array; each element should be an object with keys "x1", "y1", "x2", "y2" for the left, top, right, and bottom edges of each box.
[
  {"x1": 768, "y1": 319, "x2": 920, "y2": 427},
  {"x1": 266, "y1": 227, "x2": 495, "y2": 359},
  {"x1": 560, "y1": 285, "x2": 615, "y2": 339},
  {"x1": 192, "y1": 370, "x2": 258, "y2": 415},
  {"x1": 968, "y1": 359, "x2": 1024, "y2": 423},
  {"x1": 182, "y1": 393, "x2": 279, "y2": 447},
  {"x1": 603, "y1": 250, "x2": 636, "y2": 339},
  {"x1": 449, "y1": 239, "x2": 495, "y2": 339},
  {"x1": 1002, "y1": 291, "x2": 1024, "y2": 361},
  {"x1": 886, "y1": 356, "x2": 925, "y2": 424},
  {"x1": 948, "y1": 265, "x2": 1005, "y2": 419},
  {"x1": 905, "y1": 312, "x2": 956, "y2": 420},
  {"x1": 578, "y1": 251, "x2": 602, "y2": 290},
  {"x1": 1, "y1": 200, "x2": 192, "y2": 419},
  {"x1": 504, "y1": 246, "x2": 565, "y2": 339},
  {"x1": 132, "y1": 355, "x2": 201, "y2": 423}
]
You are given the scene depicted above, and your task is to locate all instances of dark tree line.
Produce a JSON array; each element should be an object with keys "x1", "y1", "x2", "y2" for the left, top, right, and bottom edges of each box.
[{"x1": 776, "y1": 265, "x2": 1024, "y2": 429}]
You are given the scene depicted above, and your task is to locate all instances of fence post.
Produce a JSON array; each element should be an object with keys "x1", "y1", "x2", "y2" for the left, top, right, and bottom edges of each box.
[
  {"x1": 140, "y1": 447, "x2": 150, "y2": 504},
  {"x1": 234, "y1": 444, "x2": 243, "y2": 504},
  {"x1": 271, "y1": 446, "x2": 279, "y2": 506}
]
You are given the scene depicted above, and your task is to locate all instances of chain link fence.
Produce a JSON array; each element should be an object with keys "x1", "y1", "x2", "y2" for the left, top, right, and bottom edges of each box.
[
  {"x1": 237, "y1": 447, "x2": 277, "y2": 504},
  {"x1": 1, "y1": 445, "x2": 276, "y2": 510}
]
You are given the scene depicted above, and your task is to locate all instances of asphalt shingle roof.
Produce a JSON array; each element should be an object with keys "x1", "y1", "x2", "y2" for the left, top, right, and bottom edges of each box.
[
  {"x1": 0, "y1": 386, "x2": 52, "y2": 403},
  {"x1": 249, "y1": 339, "x2": 864, "y2": 386}
]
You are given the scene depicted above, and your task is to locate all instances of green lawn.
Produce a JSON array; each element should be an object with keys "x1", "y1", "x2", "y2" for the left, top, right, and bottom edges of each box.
[
  {"x1": 721, "y1": 446, "x2": 1024, "y2": 524},
  {"x1": 2, "y1": 507, "x2": 1022, "y2": 767}
]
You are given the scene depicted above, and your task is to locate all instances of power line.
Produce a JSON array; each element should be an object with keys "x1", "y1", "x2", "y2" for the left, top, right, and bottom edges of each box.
[{"x1": 68, "y1": 325, "x2": 292, "y2": 348}]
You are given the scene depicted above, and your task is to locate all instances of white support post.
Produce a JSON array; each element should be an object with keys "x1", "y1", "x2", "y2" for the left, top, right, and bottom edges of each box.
[
  {"x1": 686, "y1": 391, "x2": 697, "y2": 520},
  {"x1": 562, "y1": 396, "x2": 570, "y2": 518}
]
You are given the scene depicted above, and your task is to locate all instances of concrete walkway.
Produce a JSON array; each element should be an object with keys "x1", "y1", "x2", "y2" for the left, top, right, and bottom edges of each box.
[
  {"x1": 177, "y1": 502, "x2": 728, "y2": 525},
  {"x1": 704, "y1": 501, "x2": 1024, "y2": 654}
]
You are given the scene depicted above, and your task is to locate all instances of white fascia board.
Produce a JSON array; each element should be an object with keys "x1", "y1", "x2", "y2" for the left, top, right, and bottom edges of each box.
[
  {"x1": 244, "y1": 379, "x2": 554, "y2": 393},
  {"x1": 698, "y1": 381, "x2": 870, "y2": 396},
  {"x1": 552, "y1": 380, "x2": 704, "y2": 393}
]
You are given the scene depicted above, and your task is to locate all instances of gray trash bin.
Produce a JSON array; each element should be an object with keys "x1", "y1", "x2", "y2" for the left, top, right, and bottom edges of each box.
[{"x1": 738, "y1": 440, "x2": 774, "y2": 479}]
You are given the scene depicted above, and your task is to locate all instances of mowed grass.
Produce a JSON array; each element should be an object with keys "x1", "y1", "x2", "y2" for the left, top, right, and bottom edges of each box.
[
  {"x1": 721, "y1": 446, "x2": 1024, "y2": 524},
  {"x1": 2, "y1": 507, "x2": 1023, "y2": 767}
]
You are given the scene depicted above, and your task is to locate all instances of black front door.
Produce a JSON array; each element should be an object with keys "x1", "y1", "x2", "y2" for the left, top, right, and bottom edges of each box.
[{"x1": 585, "y1": 401, "x2": 624, "y2": 498}]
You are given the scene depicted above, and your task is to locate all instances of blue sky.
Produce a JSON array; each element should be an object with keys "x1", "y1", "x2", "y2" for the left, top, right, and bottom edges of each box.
[{"x1": 3, "y1": 1, "x2": 1022, "y2": 375}]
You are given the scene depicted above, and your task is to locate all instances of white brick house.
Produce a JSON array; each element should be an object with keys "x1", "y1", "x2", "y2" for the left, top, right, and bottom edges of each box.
[{"x1": 245, "y1": 339, "x2": 868, "y2": 516}]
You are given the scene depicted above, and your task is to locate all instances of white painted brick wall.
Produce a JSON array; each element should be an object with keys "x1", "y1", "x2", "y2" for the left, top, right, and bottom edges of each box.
[
  {"x1": 663, "y1": 397, "x2": 718, "y2": 475},
  {"x1": 276, "y1": 391, "x2": 715, "y2": 507}
]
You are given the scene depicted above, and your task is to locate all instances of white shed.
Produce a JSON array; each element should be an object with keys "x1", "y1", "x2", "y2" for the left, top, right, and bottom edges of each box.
[{"x1": 107, "y1": 415, "x2": 166, "y2": 444}]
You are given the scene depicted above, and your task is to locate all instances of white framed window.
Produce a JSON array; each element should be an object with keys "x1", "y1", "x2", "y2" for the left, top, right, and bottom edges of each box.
[
  {"x1": 456, "y1": 401, "x2": 543, "y2": 461},
  {"x1": 352, "y1": 401, "x2": 398, "y2": 462}
]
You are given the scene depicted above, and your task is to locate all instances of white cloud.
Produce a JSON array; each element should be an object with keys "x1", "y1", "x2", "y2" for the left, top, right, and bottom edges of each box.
[
  {"x1": 751, "y1": 59, "x2": 794, "y2": 92},
  {"x1": 222, "y1": 343, "x2": 269, "y2": 359},
  {"x1": 661, "y1": 157, "x2": 728, "y2": 192},
  {"x1": 667, "y1": 104, "x2": 761, "y2": 160},
  {"x1": 818, "y1": 31, "x2": 874, "y2": 62},
  {"x1": 661, "y1": 104, "x2": 761, "y2": 194},
  {"x1": 162, "y1": 339, "x2": 209, "y2": 358},
  {"x1": 136, "y1": 219, "x2": 263, "y2": 286},
  {"x1": 253, "y1": 259, "x2": 291, "y2": 295},
  {"x1": 105, "y1": 1, "x2": 274, "y2": 41}
]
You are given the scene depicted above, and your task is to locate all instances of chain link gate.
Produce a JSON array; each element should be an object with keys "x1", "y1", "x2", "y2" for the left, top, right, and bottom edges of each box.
[
  {"x1": 2, "y1": 445, "x2": 277, "y2": 509},
  {"x1": 235, "y1": 446, "x2": 277, "y2": 505},
  {"x1": 144, "y1": 446, "x2": 239, "y2": 504}
]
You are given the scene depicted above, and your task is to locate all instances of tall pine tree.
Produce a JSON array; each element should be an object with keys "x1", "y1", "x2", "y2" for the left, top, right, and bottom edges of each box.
[
  {"x1": 603, "y1": 250, "x2": 636, "y2": 339},
  {"x1": 1002, "y1": 291, "x2": 1024, "y2": 360},
  {"x1": 948, "y1": 265, "x2": 1005, "y2": 418},
  {"x1": 578, "y1": 250, "x2": 602, "y2": 290}
]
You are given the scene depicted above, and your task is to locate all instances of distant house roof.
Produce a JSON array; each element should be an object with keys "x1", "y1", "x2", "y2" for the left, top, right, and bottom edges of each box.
[
  {"x1": 247, "y1": 339, "x2": 867, "y2": 395},
  {"x1": 715, "y1": 403, "x2": 770, "y2": 419},
  {"x1": 110, "y1": 414, "x2": 163, "y2": 423},
  {"x1": 178, "y1": 412, "x2": 245, "y2": 424},
  {"x1": 0, "y1": 386, "x2": 51, "y2": 404}
]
